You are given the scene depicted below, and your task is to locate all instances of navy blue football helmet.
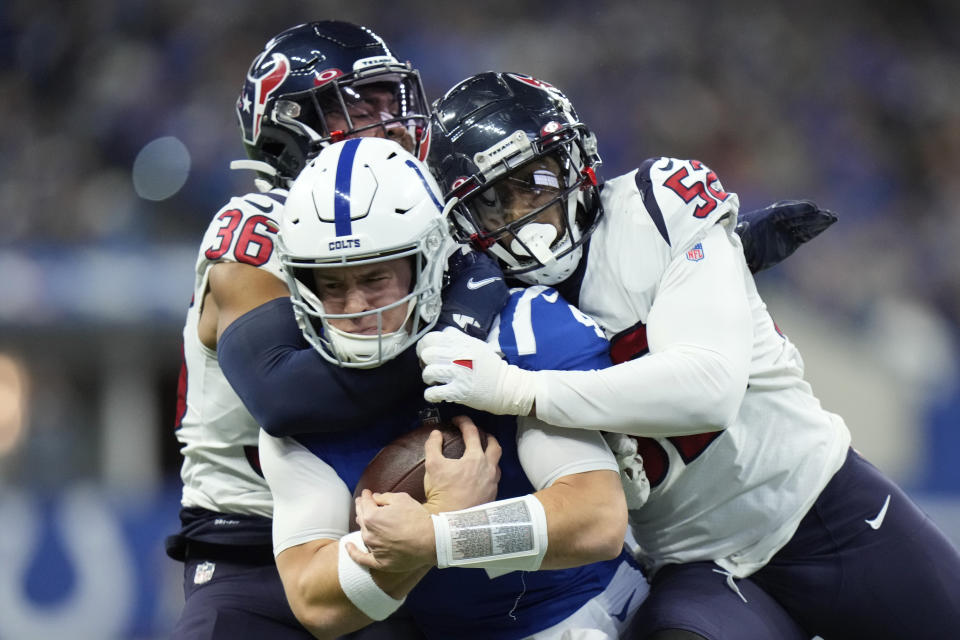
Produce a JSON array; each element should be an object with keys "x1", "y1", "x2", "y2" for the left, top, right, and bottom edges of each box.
[
  {"x1": 236, "y1": 21, "x2": 429, "y2": 185},
  {"x1": 429, "y1": 72, "x2": 602, "y2": 285}
]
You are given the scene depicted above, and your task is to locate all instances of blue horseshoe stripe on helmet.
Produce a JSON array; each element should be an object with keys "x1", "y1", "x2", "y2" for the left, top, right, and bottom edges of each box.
[
  {"x1": 333, "y1": 138, "x2": 363, "y2": 237},
  {"x1": 332, "y1": 139, "x2": 442, "y2": 237},
  {"x1": 405, "y1": 159, "x2": 443, "y2": 211}
]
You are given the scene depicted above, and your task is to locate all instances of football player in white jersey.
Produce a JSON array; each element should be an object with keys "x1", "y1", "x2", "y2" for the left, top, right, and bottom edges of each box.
[
  {"x1": 255, "y1": 136, "x2": 647, "y2": 639},
  {"x1": 416, "y1": 72, "x2": 960, "y2": 639},
  {"x1": 167, "y1": 21, "x2": 445, "y2": 639}
]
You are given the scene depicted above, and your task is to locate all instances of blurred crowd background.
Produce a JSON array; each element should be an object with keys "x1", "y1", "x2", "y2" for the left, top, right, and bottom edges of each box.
[{"x1": 1, "y1": 1, "x2": 958, "y2": 637}]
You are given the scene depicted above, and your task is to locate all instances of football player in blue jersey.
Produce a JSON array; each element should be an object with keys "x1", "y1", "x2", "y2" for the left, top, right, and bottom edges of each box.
[
  {"x1": 416, "y1": 71, "x2": 960, "y2": 640},
  {"x1": 168, "y1": 20, "x2": 464, "y2": 639},
  {"x1": 254, "y1": 136, "x2": 647, "y2": 639}
]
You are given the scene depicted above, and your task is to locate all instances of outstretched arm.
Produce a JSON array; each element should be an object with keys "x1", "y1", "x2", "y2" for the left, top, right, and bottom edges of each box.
[
  {"x1": 213, "y1": 253, "x2": 508, "y2": 436},
  {"x1": 217, "y1": 294, "x2": 422, "y2": 435},
  {"x1": 418, "y1": 224, "x2": 753, "y2": 436}
]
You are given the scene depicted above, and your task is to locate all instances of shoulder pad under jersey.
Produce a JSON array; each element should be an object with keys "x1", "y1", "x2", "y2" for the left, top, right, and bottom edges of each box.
[
  {"x1": 633, "y1": 157, "x2": 740, "y2": 257},
  {"x1": 195, "y1": 189, "x2": 287, "y2": 280}
]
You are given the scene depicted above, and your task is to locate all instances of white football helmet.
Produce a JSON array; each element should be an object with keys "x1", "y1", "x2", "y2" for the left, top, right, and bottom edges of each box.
[{"x1": 277, "y1": 137, "x2": 454, "y2": 368}]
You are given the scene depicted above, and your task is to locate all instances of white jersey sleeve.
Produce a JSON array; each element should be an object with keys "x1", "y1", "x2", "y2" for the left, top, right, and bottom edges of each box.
[
  {"x1": 644, "y1": 157, "x2": 740, "y2": 257},
  {"x1": 193, "y1": 190, "x2": 287, "y2": 285},
  {"x1": 526, "y1": 160, "x2": 851, "y2": 576},
  {"x1": 259, "y1": 429, "x2": 352, "y2": 556},
  {"x1": 516, "y1": 417, "x2": 619, "y2": 490},
  {"x1": 535, "y1": 222, "x2": 752, "y2": 435}
]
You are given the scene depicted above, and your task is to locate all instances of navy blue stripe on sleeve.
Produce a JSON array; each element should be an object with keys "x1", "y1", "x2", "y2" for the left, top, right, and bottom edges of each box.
[{"x1": 635, "y1": 158, "x2": 671, "y2": 246}]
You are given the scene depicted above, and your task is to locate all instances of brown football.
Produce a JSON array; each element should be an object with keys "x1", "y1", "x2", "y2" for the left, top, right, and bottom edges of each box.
[{"x1": 348, "y1": 418, "x2": 489, "y2": 531}]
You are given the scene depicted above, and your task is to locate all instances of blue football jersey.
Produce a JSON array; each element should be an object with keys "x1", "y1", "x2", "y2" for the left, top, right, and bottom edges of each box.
[
  {"x1": 407, "y1": 286, "x2": 625, "y2": 638},
  {"x1": 497, "y1": 285, "x2": 612, "y2": 373},
  {"x1": 291, "y1": 286, "x2": 625, "y2": 639}
]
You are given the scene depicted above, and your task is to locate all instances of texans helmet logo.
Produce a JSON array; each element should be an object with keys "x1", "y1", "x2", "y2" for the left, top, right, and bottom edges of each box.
[
  {"x1": 507, "y1": 73, "x2": 571, "y2": 111},
  {"x1": 313, "y1": 68, "x2": 343, "y2": 87},
  {"x1": 239, "y1": 52, "x2": 291, "y2": 144},
  {"x1": 508, "y1": 73, "x2": 555, "y2": 90}
]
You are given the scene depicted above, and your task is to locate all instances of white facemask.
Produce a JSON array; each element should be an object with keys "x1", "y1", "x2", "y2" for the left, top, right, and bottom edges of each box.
[{"x1": 326, "y1": 323, "x2": 411, "y2": 367}]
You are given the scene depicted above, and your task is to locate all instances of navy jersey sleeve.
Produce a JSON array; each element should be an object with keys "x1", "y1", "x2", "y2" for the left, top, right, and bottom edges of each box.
[
  {"x1": 218, "y1": 297, "x2": 423, "y2": 436},
  {"x1": 497, "y1": 286, "x2": 612, "y2": 373},
  {"x1": 436, "y1": 249, "x2": 510, "y2": 339}
]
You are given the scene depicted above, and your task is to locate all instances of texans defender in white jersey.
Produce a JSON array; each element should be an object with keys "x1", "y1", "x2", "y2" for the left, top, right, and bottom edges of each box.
[
  {"x1": 169, "y1": 20, "x2": 834, "y2": 640},
  {"x1": 417, "y1": 72, "x2": 960, "y2": 640},
  {"x1": 252, "y1": 136, "x2": 646, "y2": 639},
  {"x1": 168, "y1": 21, "x2": 450, "y2": 640}
]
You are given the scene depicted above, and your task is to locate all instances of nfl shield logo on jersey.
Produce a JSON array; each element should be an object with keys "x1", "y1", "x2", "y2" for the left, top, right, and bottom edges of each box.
[
  {"x1": 194, "y1": 561, "x2": 216, "y2": 585},
  {"x1": 686, "y1": 243, "x2": 705, "y2": 262}
]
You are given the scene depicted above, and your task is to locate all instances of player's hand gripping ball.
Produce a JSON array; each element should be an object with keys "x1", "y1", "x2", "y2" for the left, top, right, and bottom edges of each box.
[{"x1": 349, "y1": 415, "x2": 492, "y2": 530}]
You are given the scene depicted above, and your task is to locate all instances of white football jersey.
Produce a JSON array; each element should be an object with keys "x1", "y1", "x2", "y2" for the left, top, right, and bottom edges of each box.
[
  {"x1": 536, "y1": 157, "x2": 851, "y2": 577},
  {"x1": 176, "y1": 189, "x2": 287, "y2": 518}
]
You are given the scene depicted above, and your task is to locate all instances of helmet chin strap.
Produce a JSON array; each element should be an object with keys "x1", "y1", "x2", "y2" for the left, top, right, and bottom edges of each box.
[
  {"x1": 327, "y1": 322, "x2": 410, "y2": 366},
  {"x1": 510, "y1": 223, "x2": 559, "y2": 266},
  {"x1": 230, "y1": 159, "x2": 281, "y2": 192},
  {"x1": 515, "y1": 246, "x2": 580, "y2": 285},
  {"x1": 491, "y1": 222, "x2": 579, "y2": 286},
  {"x1": 325, "y1": 294, "x2": 418, "y2": 367}
]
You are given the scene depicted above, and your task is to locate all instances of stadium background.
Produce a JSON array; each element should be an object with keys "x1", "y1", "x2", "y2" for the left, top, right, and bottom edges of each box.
[{"x1": 1, "y1": 1, "x2": 958, "y2": 637}]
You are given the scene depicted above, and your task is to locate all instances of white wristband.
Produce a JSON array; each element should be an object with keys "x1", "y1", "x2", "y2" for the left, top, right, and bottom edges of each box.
[
  {"x1": 432, "y1": 494, "x2": 548, "y2": 571},
  {"x1": 337, "y1": 531, "x2": 405, "y2": 621}
]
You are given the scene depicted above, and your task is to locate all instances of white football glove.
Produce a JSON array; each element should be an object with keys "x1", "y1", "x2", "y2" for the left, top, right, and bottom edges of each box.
[
  {"x1": 602, "y1": 432, "x2": 651, "y2": 509},
  {"x1": 417, "y1": 327, "x2": 537, "y2": 416}
]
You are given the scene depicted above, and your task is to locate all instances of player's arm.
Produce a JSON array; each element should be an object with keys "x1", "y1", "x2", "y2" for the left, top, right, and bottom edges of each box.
[
  {"x1": 513, "y1": 418, "x2": 627, "y2": 569},
  {"x1": 260, "y1": 430, "x2": 429, "y2": 639},
  {"x1": 526, "y1": 224, "x2": 751, "y2": 435},
  {"x1": 212, "y1": 266, "x2": 423, "y2": 435},
  {"x1": 736, "y1": 199, "x2": 838, "y2": 273},
  {"x1": 531, "y1": 223, "x2": 752, "y2": 435},
  {"x1": 276, "y1": 540, "x2": 428, "y2": 640},
  {"x1": 348, "y1": 418, "x2": 626, "y2": 573},
  {"x1": 207, "y1": 261, "x2": 290, "y2": 340},
  {"x1": 418, "y1": 223, "x2": 753, "y2": 436},
  {"x1": 214, "y1": 252, "x2": 506, "y2": 436}
]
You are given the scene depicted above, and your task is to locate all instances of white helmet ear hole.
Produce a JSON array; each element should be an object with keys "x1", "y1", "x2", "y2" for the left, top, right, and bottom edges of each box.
[{"x1": 418, "y1": 292, "x2": 441, "y2": 322}]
